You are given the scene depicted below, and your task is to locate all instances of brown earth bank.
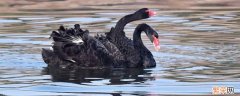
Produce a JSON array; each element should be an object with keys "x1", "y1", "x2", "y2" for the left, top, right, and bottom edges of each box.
[{"x1": 0, "y1": 0, "x2": 240, "y2": 13}]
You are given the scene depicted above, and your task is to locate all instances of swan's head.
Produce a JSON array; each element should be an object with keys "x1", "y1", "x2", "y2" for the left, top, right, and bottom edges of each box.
[
  {"x1": 135, "y1": 8, "x2": 156, "y2": 19},
  {"x1": 145, "y1": 25, "x2": 160, "y2": 51}
]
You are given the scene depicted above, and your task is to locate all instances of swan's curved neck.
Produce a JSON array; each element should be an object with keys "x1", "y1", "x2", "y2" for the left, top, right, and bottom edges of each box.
[
  {"x1": 114, "y1": 13, "x2": 139, "y2": 34},
  {"x1": 133, "y1": 24, "x2": 148, "y2": 49}
]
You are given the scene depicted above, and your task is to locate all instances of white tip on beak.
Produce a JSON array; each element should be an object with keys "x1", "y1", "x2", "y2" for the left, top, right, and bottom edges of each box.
[{"x1": 153, "y1": 43, "x2": 160, "y2": 51}]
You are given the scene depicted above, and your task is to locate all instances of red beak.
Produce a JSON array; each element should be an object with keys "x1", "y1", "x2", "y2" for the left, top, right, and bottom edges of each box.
[
  {"x1": 146, "y1": 10, "x2": 157, "y2": 17},
  {"x1": 152, "y1": 35, "x2": 160, "y2": 51}
]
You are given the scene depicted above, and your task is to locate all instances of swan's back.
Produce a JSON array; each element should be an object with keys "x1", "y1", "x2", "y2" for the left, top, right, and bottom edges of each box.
[{"x1": 42, "y1": 24, "x2": 124, "y2": 68}]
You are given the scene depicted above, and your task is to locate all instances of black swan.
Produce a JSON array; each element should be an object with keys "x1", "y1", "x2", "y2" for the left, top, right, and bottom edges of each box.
[{"x1": 42, "y1": 23, "x2": 159, "y2": 68}]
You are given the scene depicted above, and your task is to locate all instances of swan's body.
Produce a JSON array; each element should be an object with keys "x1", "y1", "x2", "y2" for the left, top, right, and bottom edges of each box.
[
  {"x1": 106, "y1": 24, "x2": 158, "y2": 68},
  {"x1": 42, "y1": 25, "x2": 125, "y2": 68}
]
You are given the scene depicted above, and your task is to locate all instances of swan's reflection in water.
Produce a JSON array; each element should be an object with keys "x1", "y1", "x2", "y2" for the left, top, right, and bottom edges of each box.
[{"x1": 43, "y1": 66, "x2": 155, "y2": 85}]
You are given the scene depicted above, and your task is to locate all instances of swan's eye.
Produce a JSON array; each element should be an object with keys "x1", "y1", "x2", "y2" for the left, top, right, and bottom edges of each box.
[
  {"x1": 152, "y1": 32, "x2": 158, "y2": 38},
  {"x1": 145, "y1": 10, "x2": 157, "y2": 17}
]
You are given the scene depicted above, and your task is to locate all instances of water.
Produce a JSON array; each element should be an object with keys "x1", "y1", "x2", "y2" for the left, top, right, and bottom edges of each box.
[{"x1": 0, "y1": 0, "x2": 240, "y2": 95}]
